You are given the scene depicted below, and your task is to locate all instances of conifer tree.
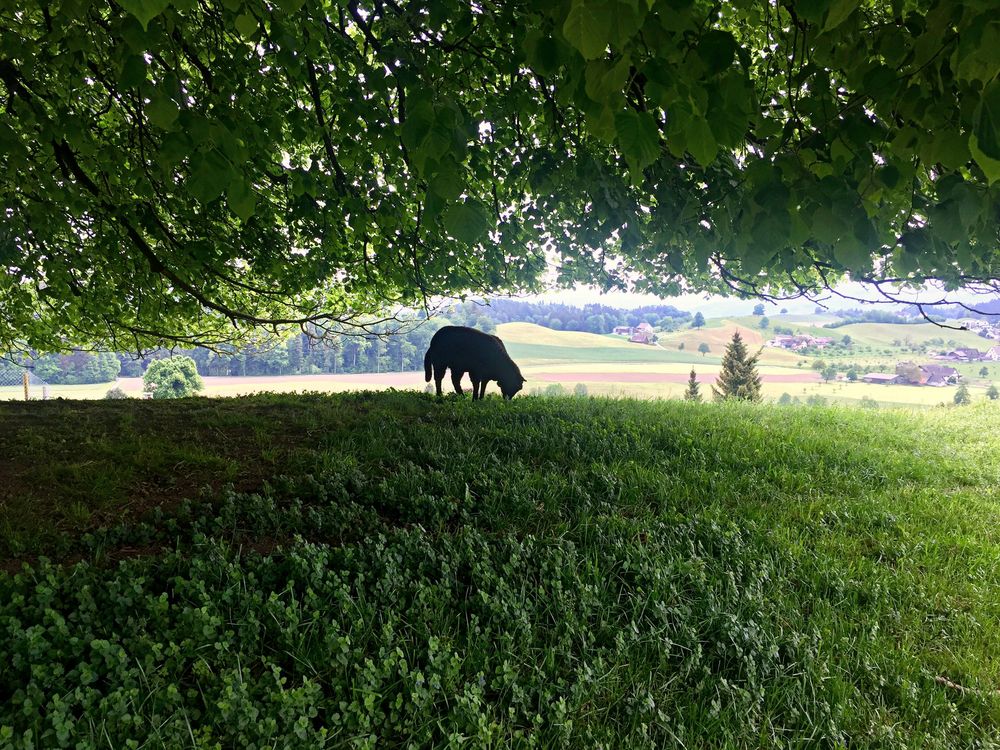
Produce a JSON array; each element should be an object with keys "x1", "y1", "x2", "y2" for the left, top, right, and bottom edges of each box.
[
  {"x1": 712, "y1": 332, "x2": 762, "y2": 402},
  {"x1": 684, "y1": 369, "x2": 702, "y2": 402}
]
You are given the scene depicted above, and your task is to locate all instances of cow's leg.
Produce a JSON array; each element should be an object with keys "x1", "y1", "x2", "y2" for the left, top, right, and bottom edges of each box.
[
  {"x1": 477, "y1": 379, "x2": 488, "y2": 400},
  {"x1": 451, "y1": 369, "x2": 465, "y2": 396},
  {"x1": 433, "y1": 364, "x2": 445, "y2": 397},
  {"x1": 471, "y1": 379, "x2": 483, "y2": 400}
]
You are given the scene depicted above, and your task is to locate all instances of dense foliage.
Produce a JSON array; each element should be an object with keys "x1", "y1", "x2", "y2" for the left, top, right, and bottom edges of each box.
[
  {"x1": 29, "y1": 351, "x2": 120, "y2": 385},
  {"x1": 1, "y1": 393, "x2": 999, "y2": 747},
  {"x1": 142, "y1": 355, "x2": 203, "y2": 398},
  {"x1": 4, "y1": 0, "x2": 1000, "y2": 350},
  {"x1": 827, "y1": 308, "x2": 923, "y2": 327},
  {"x1": 469, "y1": 299, "x2": 690, "y2": 331}
]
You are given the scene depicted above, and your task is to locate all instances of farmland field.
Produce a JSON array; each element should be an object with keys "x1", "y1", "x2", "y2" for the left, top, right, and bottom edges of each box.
[{"x1": 1, "y1": 393, "x2": 999, "y2": 747}]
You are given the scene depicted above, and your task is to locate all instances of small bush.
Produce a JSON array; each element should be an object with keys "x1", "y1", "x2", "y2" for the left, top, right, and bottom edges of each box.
[
  {"x1": 143, "y1": 355, "x2": 203, "y2": 399},
  {"x1": 104, "y1": 386, "x2": 129, "y2": 400},
  {"x1": 953, "y1": 384, "x2": 971, "y2": 406}
]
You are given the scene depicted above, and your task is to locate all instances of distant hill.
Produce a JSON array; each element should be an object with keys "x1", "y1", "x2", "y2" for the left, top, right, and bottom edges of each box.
[{"x1": 449, "y1": 299, "x2": 690, "y2": 334}]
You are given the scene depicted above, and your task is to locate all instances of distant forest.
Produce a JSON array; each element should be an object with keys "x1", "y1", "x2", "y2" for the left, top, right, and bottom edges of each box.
[
  {"x1": 5, "y1": 300, "x2": 691, "y2": 384},
  {"x1": 904, "y1": 298, "x2": 1000, "y2": 320}
]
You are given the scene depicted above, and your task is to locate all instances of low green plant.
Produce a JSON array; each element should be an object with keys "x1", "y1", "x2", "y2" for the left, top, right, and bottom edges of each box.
[{"x1": 1, "y1": 393, "x2": 998, "y2": 747}]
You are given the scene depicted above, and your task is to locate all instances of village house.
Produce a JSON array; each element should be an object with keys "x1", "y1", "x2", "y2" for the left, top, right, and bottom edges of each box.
[
  {"x1": 861, "y1": 373, "x2": 899, "y2": 385},
  {"x1": 987, "y1": 345, "x2": 1000, "y2": 361},
  {"x1": 966, "y1": 320, "x2": 1000, "y2": 339},
  {"x1": 766, "y1": 334, "x2": 834, "y2": 350},
  {"x1": 934, "y1": 347, "x2": 983, "y2": 362},
  {"x1": 629, "y1": 322, "x2": 656, "y2": 344},
  {"x1": 896, "y1": 361, "x2": 960, "y2": 386},
  {"x1": 613, "y1": 322, "x2": 655, "y2": 338}
]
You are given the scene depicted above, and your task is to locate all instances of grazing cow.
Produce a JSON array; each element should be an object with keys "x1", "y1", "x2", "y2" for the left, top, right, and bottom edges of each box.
[{"x1": 423, "y1": 326, "x2": 525, "y2": 400}]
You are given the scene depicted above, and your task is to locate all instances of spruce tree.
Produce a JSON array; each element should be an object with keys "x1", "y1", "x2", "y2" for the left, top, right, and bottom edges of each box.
[
  {"x1": 712, "y1": 331, "x2": 762, "y2": 402},
  {"x1": 684, "y1": 369, "x2": 702, "y2": 402}
]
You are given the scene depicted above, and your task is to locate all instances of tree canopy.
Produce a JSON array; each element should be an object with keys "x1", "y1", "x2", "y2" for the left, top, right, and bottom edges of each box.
[{"x1": 3, "y1": 0, "x2": 1000, "y2": 350}]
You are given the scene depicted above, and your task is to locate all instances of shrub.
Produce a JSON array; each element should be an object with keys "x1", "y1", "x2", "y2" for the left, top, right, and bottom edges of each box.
[
  {"x1": 104, "y1": 386, "x2": 129, "y2": 400},
  {"x1": 987, "y1": 384, "x2": 999, "y2": 401},
  {"x1": 573, "y1": 383, "x2": 588, "y2": 397},
  {"x1": 143, "y1": 356, "x2": 203, "y2": 399}
]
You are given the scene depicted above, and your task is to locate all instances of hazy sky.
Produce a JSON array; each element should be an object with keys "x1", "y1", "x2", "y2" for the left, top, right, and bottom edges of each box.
[{"x1": 524, "y1": 281, "x2": 997, "y2": 316}]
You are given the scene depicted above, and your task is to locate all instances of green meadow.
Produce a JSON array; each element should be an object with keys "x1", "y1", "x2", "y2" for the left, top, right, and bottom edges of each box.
[{"x1": 2, "y1": 392, "x2": 999, "y2": 747}]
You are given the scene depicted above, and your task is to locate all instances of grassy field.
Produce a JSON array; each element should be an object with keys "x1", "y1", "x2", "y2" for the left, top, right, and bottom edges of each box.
[{"x1": 1, "y1": 393, "x2": 999, "y2": 747}]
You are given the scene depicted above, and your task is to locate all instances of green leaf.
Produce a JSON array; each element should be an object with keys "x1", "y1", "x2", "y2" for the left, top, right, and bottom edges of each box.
[
  {"x1": 188, "y1": 150, "x2": 234, "y2": 204},
  {"x1": 953, "y1": 18, "x2": 1000, "y2": 83},
  {"x1": 428, "y1": 157, "x2": 465, "y2": 201},
  {"x1": 585, "y1": 105, "x2": 617, "y2": 143},
  {"x1": 522, "y1": 29, "x2": 560, "y2": 75},
  {"x1": 924, "y1": 130, "x2": 970, "y2": 170},
  {"x1": 795, "y1": 0, "x2": 830, "y2": 24},
  {"x1": 235, "y1": 14, "x2": 258, "y2": 38},
  {"x1": 119, "y1": 55, "x2": 147, "y2": 89},
  {"x1": 970, "y1": 133, "x2": 1000, "y2": 184},
  {"x1": 443, "y1": 200, "x2": 492, "y2": 245},
  {"x1": 973, "y1": 80, "x2": 1000, "y2": 162},
  {"x1": 585, "y1": 55, "x2": 630, "y2": 104},
  {"x1": 401, "y1": 100, "x2": 434, "y2": 154},
  {"x1": 605, "y1": 1, "x2": 645, "y2": 49},
  {"x1": 823, "y1": 0, "x2": 857, "y2": 31},
  {"x1": 615, "y1": 109, "x2": 660, "y2": 172},
  {"x1": 812, "y1": 206, "x2": 844, "y2": 244},
  {"x1": 146, "y1": 94, "x2": 179, "y2": 130},
  {"x1": 227, "y1": 177, "x2": 257, "y2": 220},
  {"x1": 157, "y1": 132, "x2": 190, "y2": 170},
  {"x1": 563, "y1": 0, "x2": 611, "y2": 60},
  {"x1": 118, "y1": 0, "x2": 170, "y2": 31},
  {"x1": 697, "y1": 30, "x2": 737, "y2": 76},
  {"x1": 687, "y1": 116, "x2": 717, "y2": 166}
]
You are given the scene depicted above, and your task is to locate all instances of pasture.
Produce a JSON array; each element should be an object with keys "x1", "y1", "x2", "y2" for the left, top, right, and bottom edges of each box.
[{"x1": 1, "y1": 393, "x2": 999, "y2": 747}]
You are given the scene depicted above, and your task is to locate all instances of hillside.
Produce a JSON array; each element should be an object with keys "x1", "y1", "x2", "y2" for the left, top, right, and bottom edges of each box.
[{"x1": 2, "y1": 393, "x2": 999, "y2": 747}]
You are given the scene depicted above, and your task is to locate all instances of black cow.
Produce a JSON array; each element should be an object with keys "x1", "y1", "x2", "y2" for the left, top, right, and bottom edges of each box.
[{"x1": 423, "y1": 326, "x2": 525, "y2": 400}]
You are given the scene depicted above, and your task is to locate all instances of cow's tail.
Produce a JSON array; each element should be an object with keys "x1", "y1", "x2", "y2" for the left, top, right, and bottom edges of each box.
[{"x1": 424, "y1": 348, "x2": 433, "y2": 382}]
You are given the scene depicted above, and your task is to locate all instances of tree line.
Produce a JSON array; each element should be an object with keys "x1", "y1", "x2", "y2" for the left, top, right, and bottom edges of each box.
[{"x1": 3, "y1": 301, "x2": 691, "y2": 384}]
